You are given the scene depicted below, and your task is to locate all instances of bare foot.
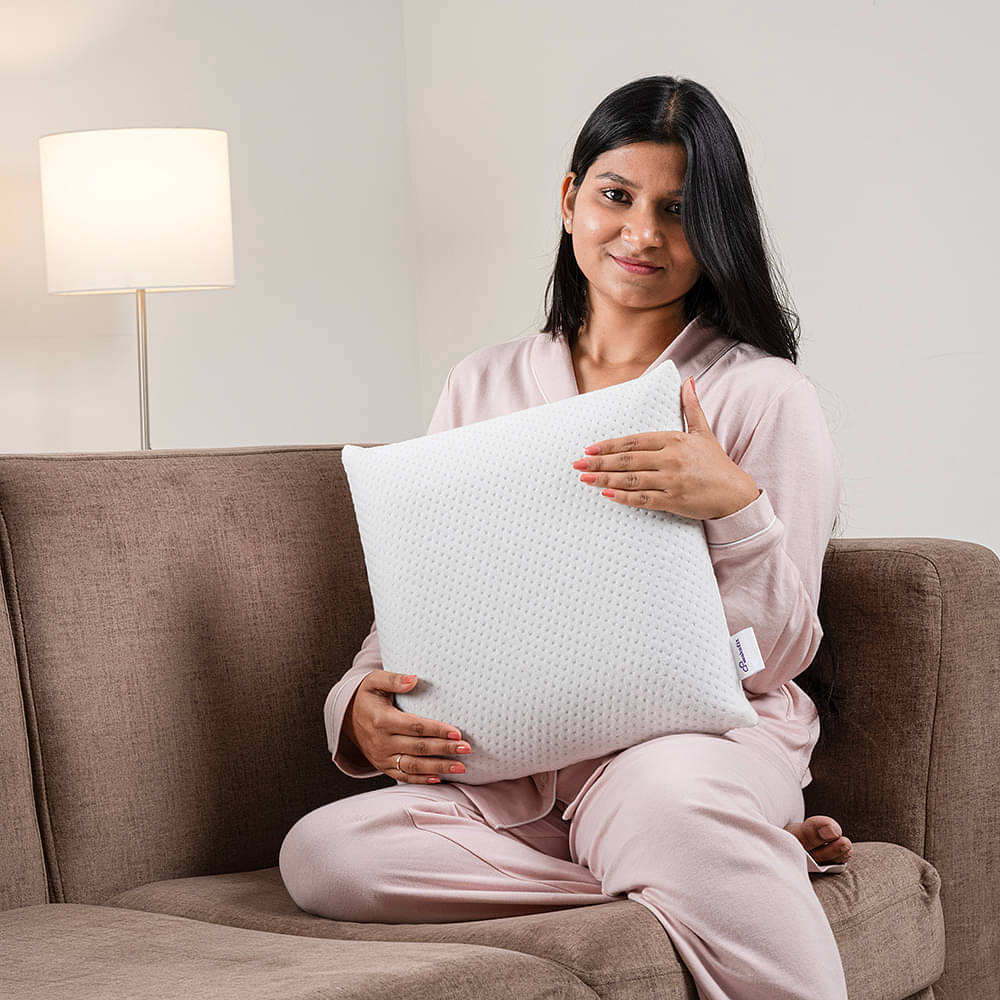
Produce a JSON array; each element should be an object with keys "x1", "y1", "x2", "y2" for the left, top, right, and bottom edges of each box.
[{"x1": 784, "y1": 816, "x2": 853, "y2": 865}]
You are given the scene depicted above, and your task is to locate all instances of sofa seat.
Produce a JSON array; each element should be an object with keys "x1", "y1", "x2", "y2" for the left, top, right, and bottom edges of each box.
[
  {"x1": 108, "y1": 842, "x2": 944, "y2": 1000},
  {"x1": 0, "y1": 904, "x2": 598, "y2": 1000}
]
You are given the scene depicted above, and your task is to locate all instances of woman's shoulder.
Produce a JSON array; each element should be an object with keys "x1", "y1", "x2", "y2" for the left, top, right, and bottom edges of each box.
[
  {"x1": 707, "y1": 335, "x2": 818, "y2": 411},
  {"x1": 447, "y1": 332, "x2": 543, "y2": 383},
  {"x1": 430, "y1": 333, "x2": 551, "y2": 431},
  {"x1": 696, "y1": 333, "x2": 834, "y2": 463},
  {"x1": 693, "y1": 330, "x2": 832, "y2": 454}
]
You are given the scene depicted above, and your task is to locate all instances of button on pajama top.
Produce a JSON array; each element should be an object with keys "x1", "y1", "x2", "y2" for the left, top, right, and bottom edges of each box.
[{"x1": 280, "y1": 316, "x2": 850, "y2": 1000}]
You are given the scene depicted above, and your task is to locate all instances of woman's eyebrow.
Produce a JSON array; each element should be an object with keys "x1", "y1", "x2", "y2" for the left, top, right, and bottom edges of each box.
[{"x1": 595, "y1": 171, "x2": 682, "y2": 196}]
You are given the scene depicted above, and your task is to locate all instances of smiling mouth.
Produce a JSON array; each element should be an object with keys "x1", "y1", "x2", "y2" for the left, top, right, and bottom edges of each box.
[{"x1": 612, "y1": 255, "x2": 662, "y2": 275}]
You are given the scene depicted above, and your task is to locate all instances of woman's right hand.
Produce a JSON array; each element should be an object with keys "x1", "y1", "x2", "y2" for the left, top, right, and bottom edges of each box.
[{"x1": 342, "y1": 670, "x2": 471, "y2": 783}]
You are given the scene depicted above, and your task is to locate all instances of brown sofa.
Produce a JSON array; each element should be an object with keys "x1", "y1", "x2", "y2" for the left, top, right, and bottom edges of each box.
[{"x1": 1, "y1": 446, "x2": 997, "y2": 999}]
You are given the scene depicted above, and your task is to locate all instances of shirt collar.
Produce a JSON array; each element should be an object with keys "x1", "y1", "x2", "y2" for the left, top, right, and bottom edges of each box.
[{"x1": 529, "y1": 314, "x2": 737, "y2": 404}]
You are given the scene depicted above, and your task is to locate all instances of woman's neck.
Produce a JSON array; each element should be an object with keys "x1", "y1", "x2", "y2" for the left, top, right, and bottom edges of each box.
[
  {"x1": 573, "y1": 304, "x2": 689, "y2": 369},
  {"x1": 571, "y1": 312, "x2": 691, "y2": 395}
]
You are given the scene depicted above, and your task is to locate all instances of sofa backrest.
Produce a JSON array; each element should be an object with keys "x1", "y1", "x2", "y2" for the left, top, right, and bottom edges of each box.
[
  {"x1": 0, "y1": 550, "x2": 48, "y2": 910},
  {"x1": 0, "y1": 447, "x2": 389, "y2": 904}
]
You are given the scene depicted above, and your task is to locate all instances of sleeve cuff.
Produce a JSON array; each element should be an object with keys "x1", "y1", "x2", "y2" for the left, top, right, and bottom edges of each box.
[
  {"x1": 703, "y1": 488, "x2": 778, "y2": 548},
  {"x1": 325, "y1": 670, "x2": 382, "y2": 779}
]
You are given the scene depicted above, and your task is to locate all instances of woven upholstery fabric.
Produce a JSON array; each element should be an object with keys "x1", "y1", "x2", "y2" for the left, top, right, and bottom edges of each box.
[
  {"x1": 108, "y1": 840, "x2": 943, "y2": 1000},
  {"x1": 0, "y1": 905, "x2": 596, "y2": 1000},
  {"x1": 799, "y1": 537, "x2": 1000, "y2": 1000},
  {"x1": 0, "y1": 448, "x2": 392, "y2": 905},
  {"x1": 343, "y1": 362, "x2": 756, "y2": 784},
  {"x1": 0, "y1": 566, "x2": 48, "y2": 909},
  {"x1": 812, "y1": 842, "x2": 944, "y2": 997},
  {"x1": 111, "y1": 870, "x2": 694, "y2": 1000}
]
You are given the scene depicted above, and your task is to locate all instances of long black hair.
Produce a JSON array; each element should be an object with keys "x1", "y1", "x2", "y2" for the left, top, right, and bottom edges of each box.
[{"x1": 541, "y1": 76, "x2": 800, "y2": 363}]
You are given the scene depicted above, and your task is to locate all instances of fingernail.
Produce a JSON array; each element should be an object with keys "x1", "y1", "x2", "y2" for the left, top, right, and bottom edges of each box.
[
  {"x1": 689, "y1": 376, "x2": 696, "y2": 393},
  {"x1": 427, "y1": 776, "x2": 441, "y2": 783},
  {"x1": 580, "y1": 473, "x2": 597, "y2": 484},
  {"x1": 572, "y1": 459, "x2": 589, "y2": 470},
  {"x1": 449, "y1": 764, "x2": 466, "y2": 774},
  {"x1": 402, "y1": 675, "x2": 417, "y2": 685},
  {"x1": 584, "y1": 445, "x2": 600, "y2": 455},
  {"x1": 455, "y1": 744, "x2": 470, "y2": 753},
  {"x1": 447, "y1": 730, "x2": 461, "y2": 741},
  {"x1": 602, "y1": 489, "x2": 615, "y2": 498},
  {"x1": 819, "y1": 824, "x2": 837, "y2": 841}
]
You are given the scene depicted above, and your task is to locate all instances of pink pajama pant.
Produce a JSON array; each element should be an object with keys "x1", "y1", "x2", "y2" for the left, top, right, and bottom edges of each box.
[{"x1": 279, "y1": 723, "x2": 849, "y2": 1000}]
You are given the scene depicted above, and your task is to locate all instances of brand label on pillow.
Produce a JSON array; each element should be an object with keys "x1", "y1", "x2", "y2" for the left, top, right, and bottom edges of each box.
[{"x1": 730, "y1": 627, "x2": 766, "y2": 680}]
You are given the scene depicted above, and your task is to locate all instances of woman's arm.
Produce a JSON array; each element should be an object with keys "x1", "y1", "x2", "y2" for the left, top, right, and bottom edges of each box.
[
  {"x1": 324, "y1": 624, "x2": 383, "y2": 776},
  {"x1": 703, "y1": 377, "x2": 840, "y2": 694}
]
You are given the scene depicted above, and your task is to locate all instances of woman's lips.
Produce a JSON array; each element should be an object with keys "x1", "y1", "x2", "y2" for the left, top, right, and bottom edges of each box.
[{"x1": 612, "y1": 255, "x2": 662, "y2": 275}]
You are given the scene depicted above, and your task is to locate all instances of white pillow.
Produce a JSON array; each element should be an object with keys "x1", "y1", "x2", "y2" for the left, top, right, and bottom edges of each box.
[{"x1": 342, "y1": 360, "x2": 758, "y2": 784}]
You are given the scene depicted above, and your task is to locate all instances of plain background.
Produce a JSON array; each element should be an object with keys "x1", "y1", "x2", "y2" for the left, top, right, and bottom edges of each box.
[{"x1": 0, "y1": 0, "x2": 996, "y2": 555}]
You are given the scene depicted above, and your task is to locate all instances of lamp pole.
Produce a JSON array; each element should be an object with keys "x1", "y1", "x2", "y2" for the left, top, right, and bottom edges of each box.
[{"x1": 135, "y1": 289, "x2": 151, "y2": 450}]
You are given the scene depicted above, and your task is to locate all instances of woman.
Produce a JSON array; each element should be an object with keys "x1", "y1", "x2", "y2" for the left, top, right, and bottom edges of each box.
[{"x1": 281, "y1": 76, "x2": 852, "y2": 1000}]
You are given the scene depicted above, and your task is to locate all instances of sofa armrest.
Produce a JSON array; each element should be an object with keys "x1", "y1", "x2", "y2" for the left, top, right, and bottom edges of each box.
[{"x1": 799, "y1": 537, "x2": 1000, "y2": 997}]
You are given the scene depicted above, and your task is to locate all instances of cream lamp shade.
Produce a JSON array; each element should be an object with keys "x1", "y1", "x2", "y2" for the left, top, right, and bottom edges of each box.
[
  {"x1": 39, "y1": 127, "x2": 234, "y2": 294},
  {"x1": 38, "y1": 127, "x2": 235, "y2": 450}
]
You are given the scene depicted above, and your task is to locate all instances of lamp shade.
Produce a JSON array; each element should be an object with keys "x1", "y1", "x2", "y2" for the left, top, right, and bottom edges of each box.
[{"x1": 39, "y1": 127, "x2": 234, "y2": 294}]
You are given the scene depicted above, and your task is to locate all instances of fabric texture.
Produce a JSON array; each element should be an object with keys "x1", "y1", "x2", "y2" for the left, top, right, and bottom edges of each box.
[
  {"x1": 111, "y1": 869, "x2": 693, "y2": 1000},
  {"x1": 109, "y1": 840, "x2": 945, "y2": 1000},
  {"x1": 0, "y1": 554, "x2": 48, "y2": 910},
  {"x1": 0, "y1": 448, "x2": 392, "y2": 905},
  {"x1": 342, "y1": 360, "x2": 757, "y2": 784},
  {"x1": 0, "y1": 904, "x2": 597, "y2": 1000},
  {"x1": 802, "y1": 537, "x2": 1000, "y2": 1000}
]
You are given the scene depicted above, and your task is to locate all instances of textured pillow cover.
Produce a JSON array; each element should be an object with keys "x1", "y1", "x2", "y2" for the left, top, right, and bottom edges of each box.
[{"x1": 341, "y1": 360, "x2": 759, "y2": 784}]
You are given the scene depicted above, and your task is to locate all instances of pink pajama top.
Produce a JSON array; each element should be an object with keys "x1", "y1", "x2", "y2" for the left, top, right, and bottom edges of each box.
[{"x1": 324, "y1": 316, "x2": 841, "y2": 830}]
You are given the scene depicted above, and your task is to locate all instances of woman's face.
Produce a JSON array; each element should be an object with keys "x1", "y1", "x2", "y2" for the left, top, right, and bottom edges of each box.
[{"x1": 560, "y1": 141, "x2": 700, "y2": 318}]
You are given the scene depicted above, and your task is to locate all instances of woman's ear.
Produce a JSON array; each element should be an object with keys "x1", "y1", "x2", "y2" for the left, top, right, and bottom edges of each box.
[{"x1": 560, "y1": 173, "x2": 577, "y2": 229}]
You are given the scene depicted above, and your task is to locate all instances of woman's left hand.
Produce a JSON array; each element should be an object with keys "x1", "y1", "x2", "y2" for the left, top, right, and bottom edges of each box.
[{"x1": 573, "y1": 376, "x2": 761, "y2": 521}]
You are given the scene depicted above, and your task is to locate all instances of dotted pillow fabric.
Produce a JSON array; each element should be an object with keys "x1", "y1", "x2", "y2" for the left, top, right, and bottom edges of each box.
[{"x1": 341, "y1": 360, "x2": 759, "y2": 784}]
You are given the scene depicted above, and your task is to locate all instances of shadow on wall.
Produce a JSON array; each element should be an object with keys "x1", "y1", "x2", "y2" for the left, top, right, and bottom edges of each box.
[{"x1": 0, "y1": 172, "x2": 136, "y2": 452}]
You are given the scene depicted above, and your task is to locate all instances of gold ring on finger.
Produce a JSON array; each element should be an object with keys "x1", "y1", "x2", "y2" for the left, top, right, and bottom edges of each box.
[{"x1": 394, "y1": 753, "x2": 404, "y2": 774}]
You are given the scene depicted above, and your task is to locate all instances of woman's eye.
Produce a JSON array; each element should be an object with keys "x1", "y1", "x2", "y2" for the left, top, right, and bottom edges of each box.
[{"x1": 600, "y1": 190, "x2": 683, "y2": 215}]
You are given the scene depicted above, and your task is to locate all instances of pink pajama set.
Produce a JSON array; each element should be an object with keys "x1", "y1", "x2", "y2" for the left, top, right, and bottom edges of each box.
[{"x1": 280, "y1": 316, "x2": 850, "y2": 1000}]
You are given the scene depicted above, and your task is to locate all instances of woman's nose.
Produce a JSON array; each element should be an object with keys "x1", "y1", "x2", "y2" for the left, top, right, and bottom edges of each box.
[{"x1": 622, "y1": 209, "x2": 664, "y2": 247}]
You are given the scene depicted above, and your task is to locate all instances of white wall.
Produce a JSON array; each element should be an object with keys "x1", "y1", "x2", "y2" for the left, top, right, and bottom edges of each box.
[
  {"x1": 0, "y1": 0, "x2": 420, "y2": 450},
  {"x1": 402, "y1": 0, "x2": 999, "y2": 555},
  {"x1": 2, "y1": 0, "x2": 997, "y2": 555}
]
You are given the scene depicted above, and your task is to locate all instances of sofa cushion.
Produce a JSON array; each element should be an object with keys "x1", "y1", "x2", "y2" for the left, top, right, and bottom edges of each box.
[
  {"x1": 108, "y1": 842, "x2": 943, "y2": 1000},
  {"x1": 0, "y1": 551, "x2": 48, "y2": 910},
  {"x1": 0, "y1": 904, "x2": 597, "y2": 999},
  {"x1": 112, "y1": 870, "x2": 691, "y2": 1000},
  {"x1": 816, "y1": 844, "x2": 944, "y2": 997},
  {"x1": 0, "y1": 449, "x2": 392, "y2": 904}
]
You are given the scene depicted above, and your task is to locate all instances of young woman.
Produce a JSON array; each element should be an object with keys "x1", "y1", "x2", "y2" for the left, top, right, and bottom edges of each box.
[{"x1": 281, "y1": 75, "x2": 853, "y2": 1000}]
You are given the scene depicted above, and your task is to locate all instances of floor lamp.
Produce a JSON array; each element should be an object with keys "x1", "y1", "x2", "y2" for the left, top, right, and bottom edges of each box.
[{"x1": 39, "y1": 128, "x2": 235, "y2": 450}]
